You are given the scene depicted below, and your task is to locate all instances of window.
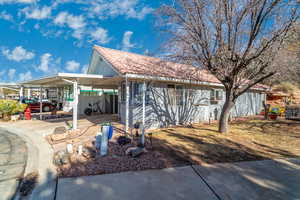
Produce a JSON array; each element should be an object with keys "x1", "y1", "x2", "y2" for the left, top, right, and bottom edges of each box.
[
  {"x1": 133, "y1": 82, "x2": 150, "y2": 104},
  {"x1": 210, "y1": 89, "x2": 223, "y2": 104},
  {"x1": 133, "y1": 82, "x2": 143, "y2": 103},
  {"x1": 167, "y1": 84, "x2": 184, "y2": 105},
  {"x1": 121, "y1": 81, "x2": 150, "y2": 104},
  {"x1": 176, "y1": 85, "x2": 184, "y2": 105}
]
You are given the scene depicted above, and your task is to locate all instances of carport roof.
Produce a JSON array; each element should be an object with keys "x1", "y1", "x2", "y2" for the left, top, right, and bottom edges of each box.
[{"x1": 20, "y1": 73, "x2": 121, "y2": 88}]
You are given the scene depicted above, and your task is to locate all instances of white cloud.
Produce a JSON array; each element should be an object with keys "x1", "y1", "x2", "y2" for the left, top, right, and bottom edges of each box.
[
  {"x1": 90, "y1": 27, "x2": 111, "y2": 44},
  {"x1": 54, "y1": 12, "x2": 86, "y2": 29},
  {"x1": 0, "y1": 0, "x2": 35, "y2": 4},
  {"x1": 2, "y1": 46, "x2": 35, "y2": 62},
  {"x1": 54, "y1": 12, "x2": 68, "y2": 25},
  {"x1": 122, "y1": 31, "x2": 135, "y2": 51},
  {"x1": 90, "y1": 0, "x2": 153, "y2": 20},
  {"x1": 37, "y1": 53, "x2": 51, "y2": 72},
  {"x1": 72, "y1": 29, "x2": 84, "y2": 40},
  {"x1": 54, "y1": 12, "x2": 86, "y2": 39},
  {"x1": 81, "y1": 64, "x2": 88, "y2": 74},
  {"x1": 0, "y1": 11, "x2": 13, "y2": 21},
  {"x1": 66, "y1": 60, "x2": 80, "y2": 72},
  {"x1": 36, "y1": 53, "x2": 60, "y2": 74},
  {"x1": 23, "y1": 6, "x2": 52, "y2": 20},
  {"x1": 128, "y1": 6, "x2": 153, "y2": 20},
  {"x1": 8, "y1": 68, "x2": 16, "y2": 80},
  {"x1": 19, "y1": 71, "x2": 32, "y2": 82}
]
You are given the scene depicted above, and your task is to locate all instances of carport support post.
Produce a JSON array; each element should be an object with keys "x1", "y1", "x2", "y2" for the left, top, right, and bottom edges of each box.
[
  {"x1": 125, "y1": 77, "x2": 130, "y2": 134},
  {"x1": 27, "y1": 88, "x2": 31, "y2": 98},
  {"x1": 141, "y1": 81, "x2": 146, "y2": 146},
  {"x1": 39, "y1": 87, "x2": 43, "y2": 120},
  {"x1": 73, "y1": 80, "x2": 78, "y2": 130},
  {"x1": 19, "y1": 86, "x2": 24, "y2": 103},
  {"x1": 113, "y1": 89, "x2": 115, "y2": 114}
]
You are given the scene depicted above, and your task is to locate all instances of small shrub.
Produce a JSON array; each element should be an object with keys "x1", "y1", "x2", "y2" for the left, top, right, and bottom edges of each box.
[{"x1": 0, "y1": 100, "x2": 27, "y2": 120}]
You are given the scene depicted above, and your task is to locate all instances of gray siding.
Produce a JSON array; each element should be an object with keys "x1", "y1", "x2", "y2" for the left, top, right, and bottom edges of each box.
[{"x1": 120, "y1": 82, "x2": 265, "y2": 130}]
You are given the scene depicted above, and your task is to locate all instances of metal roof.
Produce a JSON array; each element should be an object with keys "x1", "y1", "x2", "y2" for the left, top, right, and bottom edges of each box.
[{"x1": 21, "y1": 73, "x2": 121, "y2": 89}]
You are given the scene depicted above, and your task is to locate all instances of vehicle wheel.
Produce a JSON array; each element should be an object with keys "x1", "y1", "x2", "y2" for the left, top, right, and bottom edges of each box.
[
  {"x1": 84, "y1": 108, "x2": 92, "y2": 116},
  {"x1": 43, "y1": 106, "x2": 50, "y2": 112}
]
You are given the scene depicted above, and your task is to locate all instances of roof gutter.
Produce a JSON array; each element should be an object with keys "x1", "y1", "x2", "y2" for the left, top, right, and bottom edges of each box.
[{"x1": 124, "y1": 73, "x2": 268, "y2": 92}]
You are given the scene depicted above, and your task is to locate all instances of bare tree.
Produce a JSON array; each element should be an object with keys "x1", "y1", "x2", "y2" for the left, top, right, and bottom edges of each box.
[
  {"x1": 264, "y1": 24, "x2": 300, "y2": 86},
  {"x1": 157, "y1": 0, "x2": 299, "y2": 133}
]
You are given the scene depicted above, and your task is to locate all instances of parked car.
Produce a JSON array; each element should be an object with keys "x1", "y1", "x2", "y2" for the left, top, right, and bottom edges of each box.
[{"x1": 22, "y1": 98, "x2": 56, "y2": 112}]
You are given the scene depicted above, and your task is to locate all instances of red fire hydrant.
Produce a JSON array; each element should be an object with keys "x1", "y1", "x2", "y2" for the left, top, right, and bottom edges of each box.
[{"x1": 24, "y1": 107, "x2": 31, "y2": 120}]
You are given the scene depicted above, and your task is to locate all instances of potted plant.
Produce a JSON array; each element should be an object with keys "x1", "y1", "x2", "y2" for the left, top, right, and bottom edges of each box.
[
  {"x1": 268, "y1": 107, "x2": 279, "y2": 120},
  {"x1": 0, "y1": 100, "x2": 27, "y2": 121}
]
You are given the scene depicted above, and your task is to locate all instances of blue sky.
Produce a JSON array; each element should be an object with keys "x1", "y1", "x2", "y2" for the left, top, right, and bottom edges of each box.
[{"x1": 0, "y1": 0, "x2": 170, "y2": 83}]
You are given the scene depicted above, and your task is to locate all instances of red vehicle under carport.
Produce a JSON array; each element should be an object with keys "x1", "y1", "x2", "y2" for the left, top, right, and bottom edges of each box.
[{"x1": 22, "y1": 98, "x2": 56, "y2": 112}]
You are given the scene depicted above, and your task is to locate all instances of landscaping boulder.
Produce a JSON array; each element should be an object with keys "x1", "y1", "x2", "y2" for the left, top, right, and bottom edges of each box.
[
  {"x1": 51, "y1": 133, "x2": 67, "y2": 141},
  {"x1": 125, "y1": 147, "x2": 147, "y2": 157},
  {"x1": 117, "y1": 136, "x2": 131, "y2": 145},
  {"x1": 82, "y1": 147, "x2": 97, "y2": 159},
  {"x1": 53, "y1": 126, "x2": 67, "y2": 135},
  {"x1": 53, "y1": 150, "x2": 70, "y2": 166}
]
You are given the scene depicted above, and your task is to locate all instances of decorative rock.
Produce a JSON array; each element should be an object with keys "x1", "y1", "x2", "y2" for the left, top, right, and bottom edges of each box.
[
  {"x1": 53, "y1": 126, "x2": 67, "y2": 135},
  {"x1": 78, "y1": 145, "x2": 83, "y2": 155},
  {"x1": 51, "y1": 133, "x2": 67, "y2": 141},
  {"x1": 82, "y1": 147, "x2": 96, "y2": 159},
  {"x1": 66, "y1": 144, "x2": 73, "y2": 154},
  {"x1": 125, "y1": 147, "x2": 146, "y2": 157},
  {"x1": 53, "y1": 151, "x2": 70, "y2": 166},
  {"x1": 117, "y1": 136, "x2": 131, "y2": 145}
]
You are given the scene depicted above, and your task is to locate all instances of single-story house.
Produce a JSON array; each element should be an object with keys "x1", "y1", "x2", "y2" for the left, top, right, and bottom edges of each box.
[
  {"x1": 88, "y1": 46, "x2": 267, "y2": 129},
  {"x1": 22, "y1": 45, "x2": 267, "y2": 132}
]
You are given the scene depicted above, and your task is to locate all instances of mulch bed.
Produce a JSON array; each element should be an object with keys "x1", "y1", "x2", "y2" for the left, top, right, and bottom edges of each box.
[{"x1": 57, "y1": 133, "x2": 185, "y2": 178}]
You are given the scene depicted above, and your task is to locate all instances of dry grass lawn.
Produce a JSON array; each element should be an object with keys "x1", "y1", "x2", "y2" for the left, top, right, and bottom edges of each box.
[{"x1": 150, "y1": 117, "x2": 300, "y2": 165}]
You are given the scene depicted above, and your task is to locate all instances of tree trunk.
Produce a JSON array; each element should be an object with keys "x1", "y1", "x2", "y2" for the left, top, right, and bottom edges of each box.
[
  {"x1": 218, "y1": 91, "x2": 235, "y2": 133},
  {"x1": 263, "y1": 101, "x2": 270, "y2": 120}
]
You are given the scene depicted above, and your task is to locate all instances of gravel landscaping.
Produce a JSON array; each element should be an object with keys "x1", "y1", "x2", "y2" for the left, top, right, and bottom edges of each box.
[
  {"x1": 56, "y1": 133, "x2": 188, "y2": 177},
  {"x1": 55, "y1": 116, "x2": 300, "y2": 177}
]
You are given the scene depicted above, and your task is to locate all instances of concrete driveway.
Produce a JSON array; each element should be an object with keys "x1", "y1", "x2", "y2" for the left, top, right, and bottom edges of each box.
[
  {"x1": 0, "y1": 121, "x2": 57, "y2": 200},
  {"x1": 0, "y1": 128, "x2": 27, "y2": 200},
  {"x1": 56, "y1": 158, "x2": 300, "y2": 200}
]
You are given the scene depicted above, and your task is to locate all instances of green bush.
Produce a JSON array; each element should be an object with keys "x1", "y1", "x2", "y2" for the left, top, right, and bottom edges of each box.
[{"x1": 0, "y1": 100, "x2": 27, "y2": 120}]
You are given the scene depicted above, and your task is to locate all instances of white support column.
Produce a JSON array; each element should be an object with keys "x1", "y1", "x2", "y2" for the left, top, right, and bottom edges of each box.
[
  {"x1": 56, "y1": 88, "x2": 59, "y2": 109},
  {"x1": 39, "y1": 87, "x2": 43, "y2": 120},
  {"x1": 73, "y1": 81, "x2": 78, "y2": 130},
  {"x1": 118, "y1": 86, "x2": 121, "y2": 118},
  {"x1": 141, "y1": 81, "x2": 146, "y2": 146},
  {"x1": 175, "y1": 86, "x2": 179, "y2": 125},
  {"x1": 19, "y1": 86, "x2": 24, "y2": 103},
  {"x1": 27, "y1": 88, "x2": 31, "y2": 98},
  {"x1": 112, "y1": 89, "x2": 115, "y2": 114},
  {"x1": 125, "y1": 77, "x2": 130, "y2": 134}
]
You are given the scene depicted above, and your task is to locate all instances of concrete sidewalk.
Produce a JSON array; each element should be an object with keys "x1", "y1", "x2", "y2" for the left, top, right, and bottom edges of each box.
[{"x1": 56, "y1": 158, "x2": 300, "y2": 200}]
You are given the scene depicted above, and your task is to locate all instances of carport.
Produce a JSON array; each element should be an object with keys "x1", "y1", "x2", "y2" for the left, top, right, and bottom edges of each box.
[{"x1": 22, "y1": 73, "x2": 121, "y2": 130}]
